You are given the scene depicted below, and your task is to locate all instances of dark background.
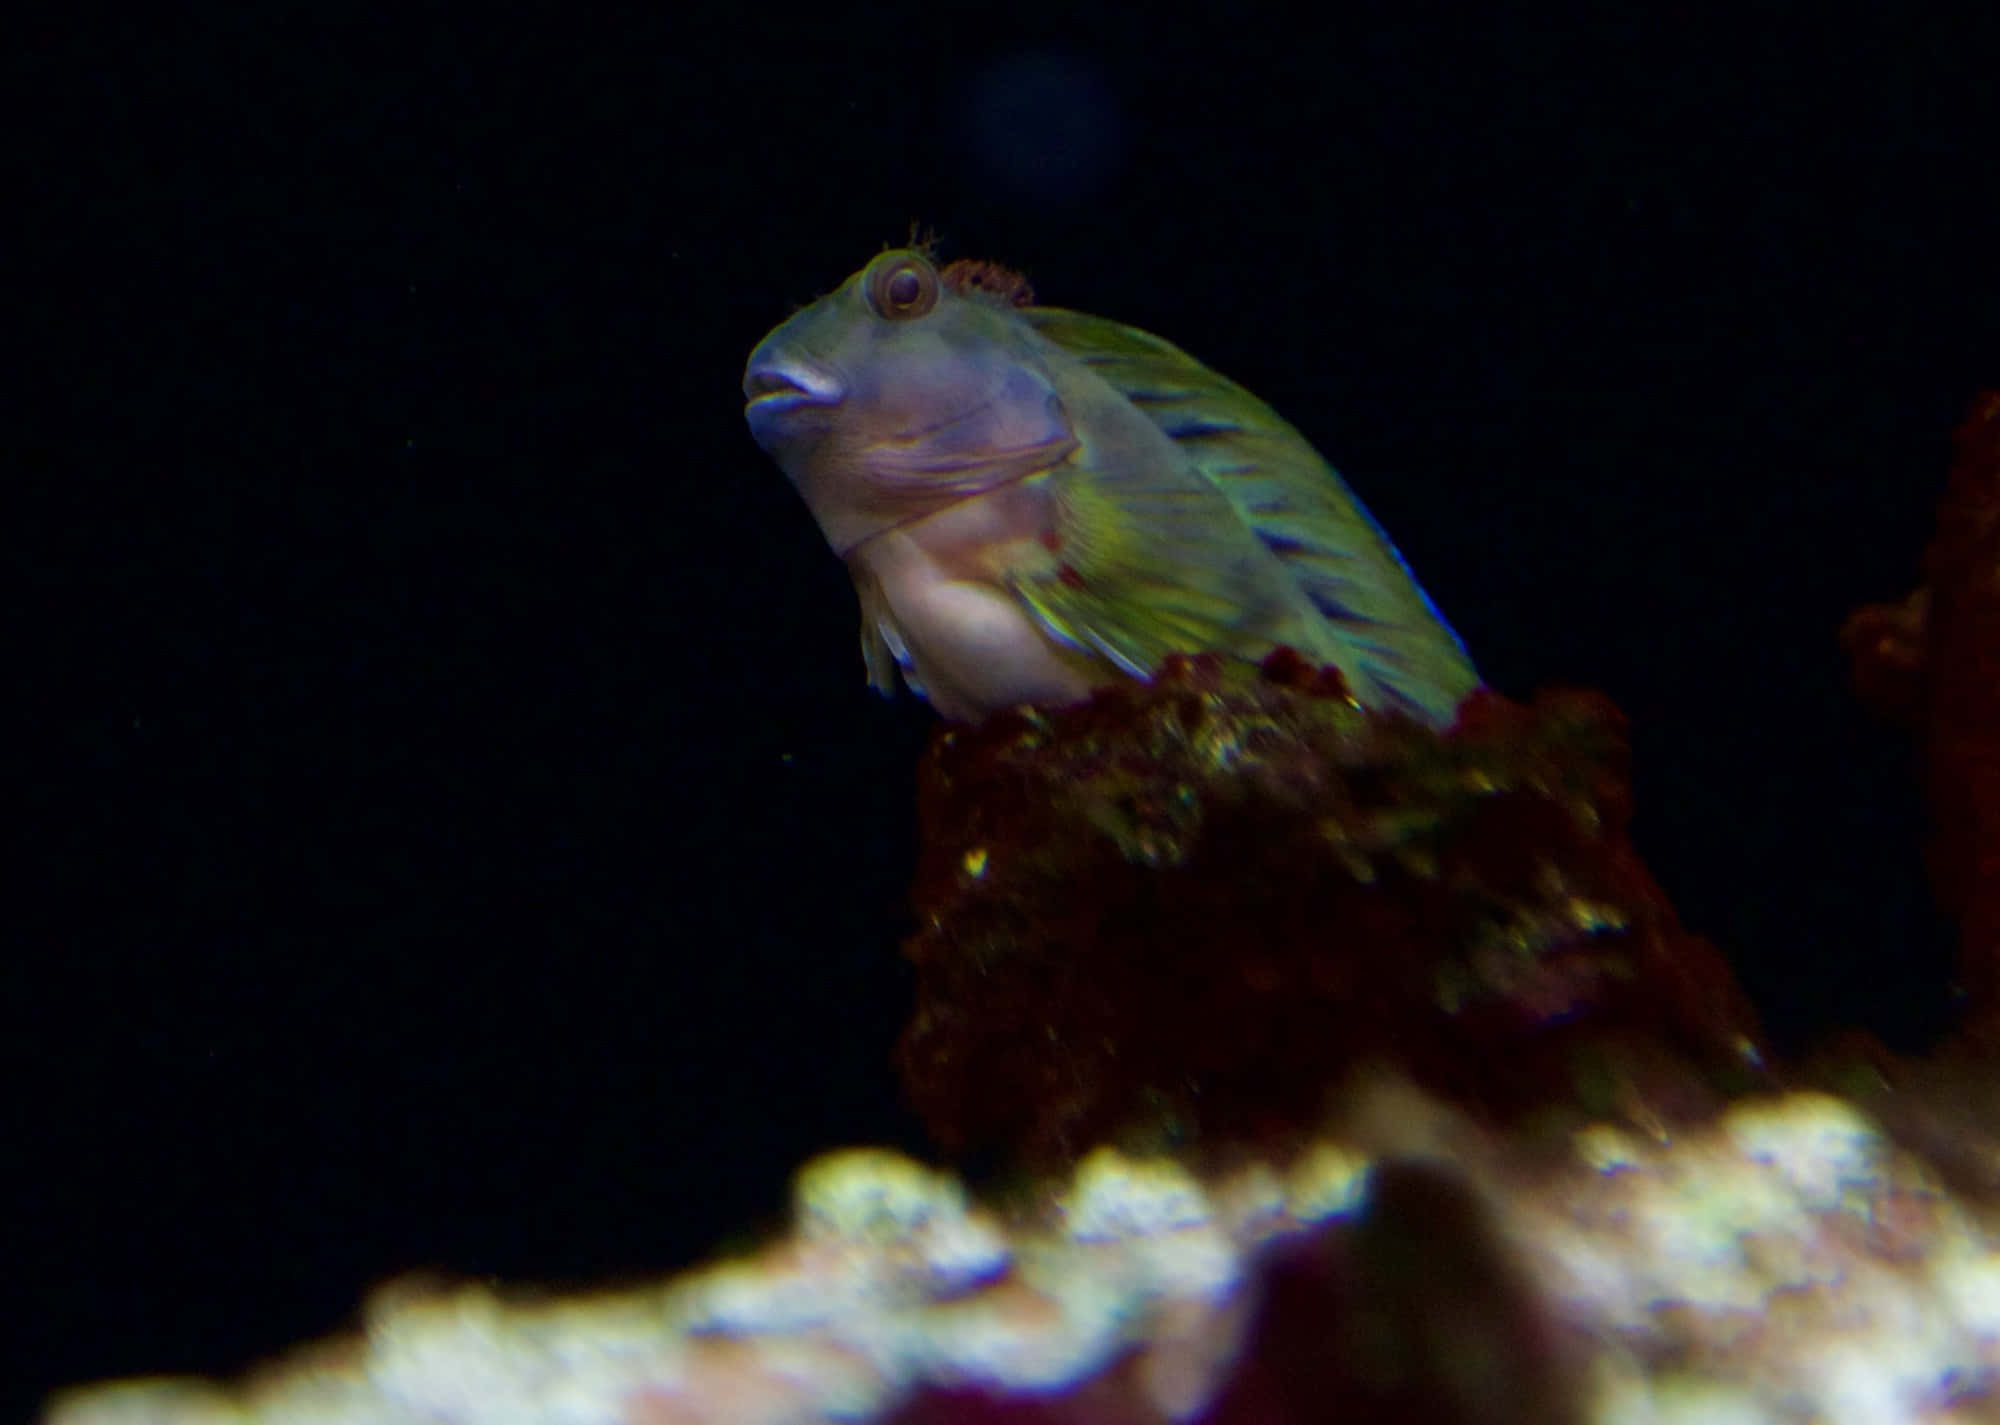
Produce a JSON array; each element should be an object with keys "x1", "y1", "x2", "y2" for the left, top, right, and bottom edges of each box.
[{"x1": 14, "y1": 6, "x2": 1999, "y2": 1416}]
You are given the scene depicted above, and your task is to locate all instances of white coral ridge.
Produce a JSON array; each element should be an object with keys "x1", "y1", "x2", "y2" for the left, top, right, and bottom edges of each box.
[{"x1": 42, "y1": 1090, "x2": 2000, "y2": 1425}]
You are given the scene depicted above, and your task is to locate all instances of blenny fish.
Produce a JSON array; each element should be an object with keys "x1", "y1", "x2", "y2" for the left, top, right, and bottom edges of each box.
[{"x1": 743, "y1": 245, "x2": 1478, "y2": 726}]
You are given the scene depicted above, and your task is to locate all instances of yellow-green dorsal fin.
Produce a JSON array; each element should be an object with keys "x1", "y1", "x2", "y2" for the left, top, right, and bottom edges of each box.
[{"x1": 1021, "y1": 306, "x2": 1479, "y2": 724}]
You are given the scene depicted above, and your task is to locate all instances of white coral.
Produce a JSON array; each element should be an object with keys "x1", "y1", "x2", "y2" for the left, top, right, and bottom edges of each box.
[{"x1": 43, "y1": 1089, "x2": 2000, "y2": 1425}]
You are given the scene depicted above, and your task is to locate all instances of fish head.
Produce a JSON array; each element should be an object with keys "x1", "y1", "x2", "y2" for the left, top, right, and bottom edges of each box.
[{"x1": 743, "y1": 247, "x2": 1076, "y2": 555}]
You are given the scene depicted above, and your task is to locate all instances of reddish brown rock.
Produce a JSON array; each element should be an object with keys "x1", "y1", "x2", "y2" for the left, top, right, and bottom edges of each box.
[
  {"x1": 1842, "y1": 393, "x2": 2000, "y2": 1031},
  {"x1": 897, "y1": 651, "x2": 1767, "y2": 1169}
]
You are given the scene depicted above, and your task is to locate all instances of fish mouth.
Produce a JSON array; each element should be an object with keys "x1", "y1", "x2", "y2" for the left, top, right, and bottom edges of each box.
[{"x1": 742, "y1": 354, "x2": 843, "y2": 418}]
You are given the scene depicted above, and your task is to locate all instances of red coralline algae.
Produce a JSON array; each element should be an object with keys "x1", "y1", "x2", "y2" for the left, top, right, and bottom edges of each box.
[
  {"x1": 1842, "y1": 393, "x2": 2000, "y2": 1029},
  {"x1": 898, "y1": 651, "x2": 1767, "y2": 1170}
]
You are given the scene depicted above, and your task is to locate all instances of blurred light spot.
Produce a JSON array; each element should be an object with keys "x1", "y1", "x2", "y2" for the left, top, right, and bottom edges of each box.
[{"x1": 961, "y1": 53, "x2": 1126, "y2": 204}]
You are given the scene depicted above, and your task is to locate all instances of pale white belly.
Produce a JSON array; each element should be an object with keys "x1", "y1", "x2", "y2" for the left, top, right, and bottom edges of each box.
[{"x1": 851, "y1": 522, "x2": 1109, "y2": 723}]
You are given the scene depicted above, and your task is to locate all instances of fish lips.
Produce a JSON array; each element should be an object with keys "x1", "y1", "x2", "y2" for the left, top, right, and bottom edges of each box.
[{"x1": 743, "y1": 351, "x2": 844, "y2": 448}]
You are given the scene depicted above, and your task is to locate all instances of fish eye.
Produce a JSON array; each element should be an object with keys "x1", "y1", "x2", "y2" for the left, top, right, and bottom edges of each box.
[{"x1": 866, "y1": 253, "x2": 939, "y2": 321}]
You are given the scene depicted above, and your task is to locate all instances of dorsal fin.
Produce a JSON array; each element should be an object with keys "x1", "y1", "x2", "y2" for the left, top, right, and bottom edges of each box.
[{"x1": 1021, "y1": 306, "x2": 1479, "y2": 724}]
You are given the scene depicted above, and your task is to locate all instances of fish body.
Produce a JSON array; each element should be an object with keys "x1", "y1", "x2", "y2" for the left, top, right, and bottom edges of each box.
[{"x1": 743, "y1": 246, "x2": 1479, "y2": 726}]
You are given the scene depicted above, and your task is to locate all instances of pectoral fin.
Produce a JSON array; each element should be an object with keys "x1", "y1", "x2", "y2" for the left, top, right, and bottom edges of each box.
[
  {"x1": 854, "y1": 565, "x2": 920, "y2": 697},
  {"x1": 1009, "y1": 451, "x2": 1337, "y2": 684}
]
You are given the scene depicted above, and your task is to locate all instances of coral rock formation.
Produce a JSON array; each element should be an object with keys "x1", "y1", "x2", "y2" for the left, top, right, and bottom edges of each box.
[
  {"x1": 45, "y1": 1087, "x2": 2000, "y2": 1425},
  {"x1": 899, "y1": 652, "x2": 1765, "y2": 1168},
  {"x1": 1843, "y1": 393, "x2": 2000, "y2": 1030}
]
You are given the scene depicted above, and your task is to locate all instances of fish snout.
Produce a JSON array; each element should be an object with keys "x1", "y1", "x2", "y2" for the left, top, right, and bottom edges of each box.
[{"x1": 742, "y1": 347, "x2": 845, "y2": 441}]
